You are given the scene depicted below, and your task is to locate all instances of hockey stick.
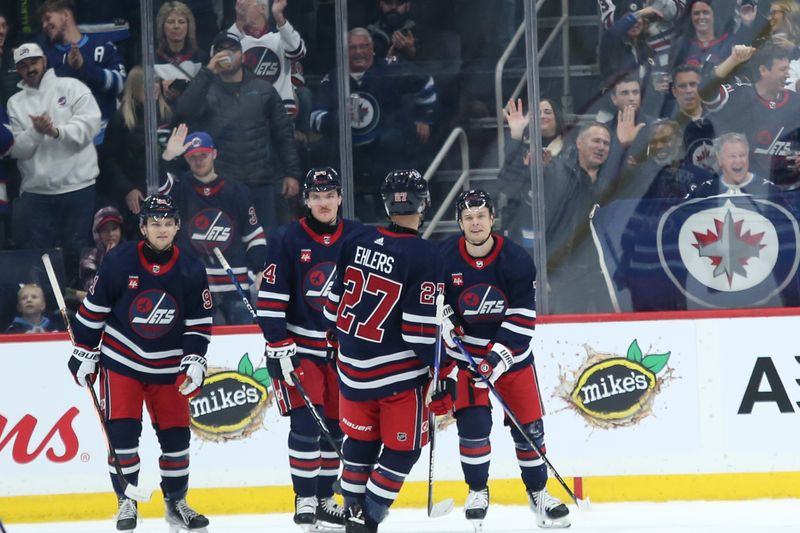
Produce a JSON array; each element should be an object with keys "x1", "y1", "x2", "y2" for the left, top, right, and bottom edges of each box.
[
  {"x1": 452, "y1": 338, "x2": 591, "y2": 511},
  {"x1": 212, "y1": 247, "x2": 258, "y2": 322},
  {"x1": 211, "y1": 248, "x2": 346, "y2": 465},
  {"x1": 427, "y1": 294, "x2": 454, "y2": 518},
  {"x1": 42, "y1": 253, "x2": 152, "y2": 502}
]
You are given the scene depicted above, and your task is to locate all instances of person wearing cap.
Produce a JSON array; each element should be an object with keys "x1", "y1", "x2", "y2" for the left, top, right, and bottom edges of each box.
[
  {"x1": 159, "y1": 123, "x2": 267, "y2": 325},
  {"x1": 7, "y1": 41, "x2": 101, "y2": 285},
  {"x1": 175, "y1": 29, "x2": 301, "y2": 234},
  {"x1": 75, "y1": 205, "x2": 125, "y2": 300},
  {"x1": 39, "y1": 0, "x2": 126, "y2": 145}
]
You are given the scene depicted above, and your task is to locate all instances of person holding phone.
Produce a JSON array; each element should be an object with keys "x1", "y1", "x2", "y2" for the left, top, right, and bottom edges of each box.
[
  {"x1": 154, "y1": 1, "x2": 207, "y2": 106},
  {"x1": 367, "y1": 0, "x2": 419, "y2": 60}
]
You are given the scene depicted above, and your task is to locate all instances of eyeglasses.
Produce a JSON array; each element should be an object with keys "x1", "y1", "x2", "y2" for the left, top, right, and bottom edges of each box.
[{"x1": 770, "y1": 9, "x2": 787, "y2": 16}]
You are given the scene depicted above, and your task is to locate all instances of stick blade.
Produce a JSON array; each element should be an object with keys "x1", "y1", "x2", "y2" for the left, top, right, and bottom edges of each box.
[
  {"x1": 428, "y1": 498, "x2": 454, "y2": 518},
  {"x1": 124, "y1": 483, "x2": 152, "y2": 502},
  {"x1": 575, "y1": 496, "x2": 591, "y2": 512}
]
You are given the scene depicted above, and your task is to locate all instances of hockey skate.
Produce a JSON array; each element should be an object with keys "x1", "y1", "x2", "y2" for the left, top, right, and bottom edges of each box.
[
  {"x1": 115, "y1": 496, "x2": 138, "y2": 532},
  {"x1": 527, "y1": 489, "x2": 570, "y2": 528},
  {"x1": 294, "y1": 496, "x2": 318, "y2": 531},
  {"x1": 312, "y1": 496, "x2": 346, "y2": 531},
  {"x1": 164, "y1": 496, "x2": 209, "y2": 532},
  {"x1": 345, "y1": 504, "x2": 377, "y2": 533},
  {"x1": 464, "y1": 487, "x2": 489, "y2": 532}
]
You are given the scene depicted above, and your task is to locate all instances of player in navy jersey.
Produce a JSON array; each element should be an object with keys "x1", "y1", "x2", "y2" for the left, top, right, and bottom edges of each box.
[
  {"x1": 322, "y1": 169, "x2": 443, "y2": 533},
  {"x1": 69, "y1": 194, "x2": 212, "y2": 532},
  {"x1": 258, "y1": 167, "x2": 362, "y2": 531},
  {"x1": 431, "y1": 190, "x2": 570, "y2": 530},
  {"x1": 160, "y1": 125, "x2": 267, "y2": 325}
]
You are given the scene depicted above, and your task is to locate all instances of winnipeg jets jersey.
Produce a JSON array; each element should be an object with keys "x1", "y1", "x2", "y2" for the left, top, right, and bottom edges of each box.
[
  {"x1": 160, "y1": 172, "x2": 267, "y2": 295},
  {"x1": 323, "y1": 226, "x2": 444, "y2": 401},
  {"x1": 440, "y1": 234, "x2": 537, "y2": 370},
  {"x1": 258, "y1": 217, "x2": 362, "y2": 358},
  {"x1": 73, "y1": 241, "x2": 213, "y2": 384}
]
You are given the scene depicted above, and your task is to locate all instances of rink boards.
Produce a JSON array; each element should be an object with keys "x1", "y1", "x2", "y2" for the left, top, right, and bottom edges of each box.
[{"x1": 2, "y1": 311, "x2": 800, "y2": 523}]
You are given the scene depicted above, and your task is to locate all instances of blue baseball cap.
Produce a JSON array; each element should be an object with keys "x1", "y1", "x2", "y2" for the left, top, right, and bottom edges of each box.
[{"x1": 184, "y1": 132, "x2": 215, "y2": 156}]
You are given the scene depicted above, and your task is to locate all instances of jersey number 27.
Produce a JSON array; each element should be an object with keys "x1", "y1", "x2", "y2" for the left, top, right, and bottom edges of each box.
[{"x1": 337, "y1": 265, "x2": 401, "y2": 343}]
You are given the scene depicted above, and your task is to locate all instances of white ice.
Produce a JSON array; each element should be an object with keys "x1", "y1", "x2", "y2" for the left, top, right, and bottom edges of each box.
[{"x1": 5, "y1": 499, "x2": 800, "y2": 533}]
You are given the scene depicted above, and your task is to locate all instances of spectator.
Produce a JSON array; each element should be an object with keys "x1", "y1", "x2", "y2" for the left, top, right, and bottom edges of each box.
[
  {"x1": 691, "y1": 132, "x2": 781, "y2": 197},
  {"x1": 598, "y1": 2, "x2": 656, "y2": 89},
  {"x1": 669, "y1": 64, "x2": 718, "y2": 173},
  {"x1": 0, "y1": 9, "x2": 20, "y2": 108},
  {"x1": 175, "y1": 30, "x2": 300, "y2": 232},
  {"x1": 39, "y1": 0, "x2": 126, "y2": 144},
  {"x1": 100, "y1": 65, "x2": 172, "y2": 235},
  {"x1": 705, "y1": 44, "x2": 800, "y2": 181},
  {"x1": 310, "y1": 28, "x2": 436, "y2": 220},
  {"x1": 155, "y1": 0, "x2": 220, "y2": 55},
  {"x1": 75, "y1": 206, "x2": 124, "y2": 300},
  {"x1": 0, "y1": 107, "x2": 13, "y2": 249},
  {"x1": 601, "y1": 71, "x2": 654, "y2": 153},
  {"x1": 228, "y1": 0, "x2": 306, "y2": 117},
  {"x1": 159, "y1": 125, "x2": 267, "y2": 325},
  {"x1": 766, "y1": 0, "x2": 800, "y2": 52},
  {"x1": 7, "y1": 43, "x2": 101, "y2": 284},
  {"x1": 5, "y1": 283, "x2": 61, "y2": 333},
  {"x1": 366, "y1": 0, "x2": 418, "y2": 61},
  {"x1": 155, "y1": 1, "x2": 207, "y2": 107}
]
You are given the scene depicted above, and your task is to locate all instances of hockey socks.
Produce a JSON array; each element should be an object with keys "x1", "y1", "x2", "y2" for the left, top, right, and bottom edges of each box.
[
  {"x1": 156, "y1": 427, "x2": 191, "y2": 498},
  {"x1": 456, "y1": 407, "x2": 492, "y2": 491},
  {"x1": 510, "y1": 420, "x2": 548, "y2": 493},
  {"x1": 363, "y1": 448, "x2": 420, "y2": 524},
  {"x1": 106, "y1": 419, "x2": 142, "y2": 496}
]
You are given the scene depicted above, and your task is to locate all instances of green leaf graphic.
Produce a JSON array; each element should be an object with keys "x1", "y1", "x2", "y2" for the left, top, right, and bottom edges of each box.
[
  {"x1": 627, "y1": 339, "x2": 643, "y2": 363},
  {"x1": 253, "y1": 368, "x2": 271, "y2": 386},
  {"x1": 642, "y1": 352, "x2": 670, "y2": 374},
  {"x1": 238, "y1": 353, "x2": 254, "y2": 376}
]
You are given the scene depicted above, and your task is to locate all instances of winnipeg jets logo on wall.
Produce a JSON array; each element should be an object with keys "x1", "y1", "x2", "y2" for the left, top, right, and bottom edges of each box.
[
  {"x1": 189, "y1": 208, "x2": 234, "y2": 255},
  {"x1": 243, "y1": 47, "x2": 282, "y2": 82},
  {"x1": 130, "y1": 290, "x2": 178, "y2": 338},
  {"x1": 657, "y1": 195, "x2": 800, "y2": 308},
  {"x1": 350, "y1": 91, "x2": 380, "y2": 145},
  {"x1": 458, "y1": 284, "x2": 507, "y2": 323},
  {"x1": 303, "y1": 262, "x2": 337, "y2": 311}
]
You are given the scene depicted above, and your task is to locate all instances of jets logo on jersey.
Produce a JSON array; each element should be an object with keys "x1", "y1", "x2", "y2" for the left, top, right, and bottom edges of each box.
[
  {"x1": 458, "y1": 284, "x2": 507, "y2": 323},
  {"x1": 189, "y1": 208, "x2": 234, "y2": 255},
  {"x1": 243, "y1": 47, "x2": 282, "y2": 82},
  {"x1": 452, "y1": 273, "x2": 463, "y2": 286},
  {"x1": 687, "y1": 138, "x2": 715, "y2": 172},
  {"x1": 350, "y1": 91, "x2": 380, "y2": 144},
  {"x1": 658, "y1": 194, "x2": 800, "y2": 308},
  {"x1": 129, "y1": 290, "x2": 179, "y2": 339},
  {"x1": 753, "y1": 126, "x2": 791, "y2": 157},
  {"x1": 303, "y1": 262, "x2": 337, "y2": 311},
  {"x1": 300, "y1": 249, "x2": 312, "y2": 263}
]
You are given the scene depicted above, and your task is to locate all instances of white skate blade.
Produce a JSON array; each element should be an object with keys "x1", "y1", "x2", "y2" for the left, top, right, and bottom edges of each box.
[
  {"x1": 469, "y1": 518, "x2": 484, "y2": 533},
  {"x1": 168, "y1": 526, "x2": 208, "y2": 533},
  {"x1": 309, "y1": 522, "x2": 345, "y2": 533},
  {"x1": 575, "y1": 496, "x2": 591, "y2": 512},
  {"x1": 428, "y1": 498, "x2": 454, "y2": 518},
  {"x1": 536, "y1": 515, "x2": 571, "y2": 529},
  {"x1": 123, "y1": 483, "x2": 151, "y2": 502}
]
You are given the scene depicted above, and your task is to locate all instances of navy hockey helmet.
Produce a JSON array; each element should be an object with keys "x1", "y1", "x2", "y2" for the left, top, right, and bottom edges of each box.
[
  {"x1": 380, "y1": 169, "x2": 430, "y2": 216},
  {"x1": 455, "y1": 189, "x2": 495, "y2": 221},
  {"x1": 303, "y1": 167, "x2": 342, "y2": 198},
  {"x1": 139, "y1": 194, "x2": 180, "y2": 225}
]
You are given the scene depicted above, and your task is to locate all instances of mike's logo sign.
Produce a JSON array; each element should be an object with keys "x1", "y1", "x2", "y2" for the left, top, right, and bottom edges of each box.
[
  {"x1": 0, "y1": 408, "x2": 80, "y2": 464},
  {"x1": 657, "y1": 195, "x2": 800, "y2": 308},
  {"x1": 558, "y1": 340, "x2": 672, "y2": 428},
  {"x1": 190, "y1": 353, "x2": 272, "y2": 441}
]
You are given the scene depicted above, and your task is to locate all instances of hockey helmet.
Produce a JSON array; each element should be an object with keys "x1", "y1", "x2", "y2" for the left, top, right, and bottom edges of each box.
[
  {"x1": 455, "y1": 189, "x2": 495, "y2": 221},
  {"x1": 380, "y1": 169, "x2": 430, "y2": 217},
  {"x1": 139, "y1": 194, "x2": 180, "y2": 225},
  {"x1": 303, "y1": 167, "x2": 342, "y2": 198}
]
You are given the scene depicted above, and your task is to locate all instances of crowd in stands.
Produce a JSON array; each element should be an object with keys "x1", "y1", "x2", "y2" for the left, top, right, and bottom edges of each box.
[{"x1": 4, "y1": 0, "x2": 800, "y2": 331}]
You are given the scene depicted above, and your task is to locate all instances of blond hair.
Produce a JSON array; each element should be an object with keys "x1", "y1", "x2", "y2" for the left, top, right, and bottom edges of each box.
[
  {"x1": 120, "y1": 66, "x2": 172, "y2": 131},
  {"x1": 156, "y1": 1, "x2": 198, "y2": 54}
]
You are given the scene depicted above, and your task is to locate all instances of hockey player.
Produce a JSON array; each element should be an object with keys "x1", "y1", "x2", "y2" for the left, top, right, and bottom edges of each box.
[
  {"x1": 69, "y1": 194, "x2": 212, "y2": 532},
  {"x1": 431, "y1": 190, "x2": 570, "y2": 530},
  {"x1": 160, "y1": 125, "x2": 267, "y2": 325},
  {"x1": 320, "y1": 169, "x2": 444, "y2": 533},
  {"x1": 258, "y1": 167, "x2": 362, "y2": 531}
]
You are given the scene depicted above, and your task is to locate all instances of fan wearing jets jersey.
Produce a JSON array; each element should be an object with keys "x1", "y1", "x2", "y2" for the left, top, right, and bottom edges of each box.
[
  {"x1": 322, "y1": 169, "x2": 444, "y2": 533},
  {"x1": 160, "y1": 124, "x2": 267, "y2": 325},
  {"x1": 432, "y1": 190, "x2": 570, "y2": 530},
  {"x1": 258, "y1": 167, "x2": 365, "y2": 532},
  {"x1": 69, "y1": 194, "x2": 212, "y2": 532}
]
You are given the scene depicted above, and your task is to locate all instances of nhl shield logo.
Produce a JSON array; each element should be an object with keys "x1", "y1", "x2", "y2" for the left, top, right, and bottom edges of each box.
[{"x1": 657, "y1": 194, "x2": 800, "y2": 308}]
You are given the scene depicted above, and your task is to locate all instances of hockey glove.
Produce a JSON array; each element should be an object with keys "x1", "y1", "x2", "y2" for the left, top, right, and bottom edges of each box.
[
  {"x1": 440, "y1": 304, "x2": 465, "y2": 349},
  {"x1": 266, "y1": 339, "x2": 304, "y2": 386},
  {"x1": 429, "y1": 361, "x2": 458, "y2": 416},
  {"x1": 68, "y1": 345, "x2": 99, "y2": 387},
  {"x1": 177, "y1": 354, "x2": 207, "y2": 397},
  {"x1": 473, "y1": 342, "x2": 514, "y2": 387}
]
